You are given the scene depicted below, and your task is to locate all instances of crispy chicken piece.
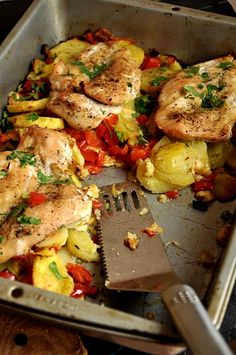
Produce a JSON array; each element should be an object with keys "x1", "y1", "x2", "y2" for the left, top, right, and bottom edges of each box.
[
  {"x1": 155, "y1": 55, "x2": 236, "y2": 142},
  {"x1": 47, "y1": 91, "x2": 121, "y2": 130},
  {"x1": 17, "y1": 126, "x2": 73, "y2": 174},
  {"x1": 0, "y1": 184, "x2": 92, "y2": 263},
  {"x1": 0, "y1": 127, "x2": 73, "y2": 222},
  {"x1": 83, "y1": 49, "x2": 141, "y2": 105},
  {"x1": 49, "y1": 59, "x2": 88, "y2": 92}
]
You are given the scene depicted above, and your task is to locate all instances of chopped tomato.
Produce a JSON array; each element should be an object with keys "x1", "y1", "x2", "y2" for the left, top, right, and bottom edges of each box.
[
  {"x1": 28, "y1": 191, "x2": 46, "y2": 207},
  {"x1": 136, "y1": 114, "x2": 149, "y2": 125},
  {"x1": 130, "y1": 146, "x2": 151, "y2": 162},
  {"x1": 108, "y1": 144, "x2": 129, "y2": 156},
  {"x1": 192, "y1": 175, "x2": 215, "y2": 192},
  {"x1": 92, "y1": 199, "x2": 102, "y2": 210},
  {"x1": 0, "y1": 130, "x2": 18, "y2": 144},
  {"x1": 142, "y1": 228, "x2": 157, "y2": 237},
  {"x1": 84, "y1": 130, "x2": 102, "y2": 148},
  {"x1": 84, "y1": 31, "x2": 97, "y2": 44},
  {"x1": 167, "y1": 55, "x2": 176, "y2": 65},
  {"x1": 71, "y1": 282, "x2": 97, "y2": 298},
  {"x1": 0, "y1": 270, "x2": 15, "y2": 280},
  {"x1": 141, "y1": 56, "x2": 161, "y2": 70},
  {"x1": 67, "y1": 263, "x2": 92, "y2": 284},
  {"x1": 165, "y1": 190, "x2": 180, "y2": 199},
  {"x1": 81, "y1": 148, "x2": 99, "y2": 163}
]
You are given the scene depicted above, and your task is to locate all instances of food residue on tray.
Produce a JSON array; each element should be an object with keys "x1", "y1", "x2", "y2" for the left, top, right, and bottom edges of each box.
[
  {"x1": 142, "y1": 223, "x2": 163, "y2": 237},
  {"x1": 124, "y1": 232, "x2": 139, "y2": 250}
]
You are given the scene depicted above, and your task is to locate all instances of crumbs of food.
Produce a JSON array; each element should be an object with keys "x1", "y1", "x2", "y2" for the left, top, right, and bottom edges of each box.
[
  {"x1": 164, "y1": 240, "x2": 180, "y2": 247},
  {"x1": 158, "y1": 194, "x2": 168, "y2": 203},
  {"x1": 143, "y1": 223, "x2": 163, "y2": 237},
  {"x1": 111, "y1": 184, "x2": 123, "y2": 197},
  {"x1": 139, "y1": 207, "x2": 149, "y2": 215},
  {"x1": 124, "y1": 232, "x2": 139, "y2": 250}
]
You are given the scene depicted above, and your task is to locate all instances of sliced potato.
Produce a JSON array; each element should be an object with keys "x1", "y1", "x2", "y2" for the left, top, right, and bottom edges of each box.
[
  {"x1": 10, "y1": 114, "x2": 64, "y2": 129},
  {"x1": 57, "y1": 246, "x2": 77, "y2": 264},
  {"x1": 136, "y1": 141, "x2": 210, "y2": 192},
  {"x1": 116, "y1": 40, "x2": 144, "y2": 66},
  {"x1": 48, "y1": 38, "x2": 89, "y2": 63},
  {"x1": 67, "y1": 229, "x2": 99, "y2": 262},
  {"x1": 141, "y1": 61, "x2": 182, "y2": 93},
  {"x1": 136, "y1": 158, "x2": 180, "y2": 193},
  {"x1": 115, "y1": 101, "x2": 140, "y2": 145},
  {"x1": 7, "y1": 96, "x2": 49, "y2": 113},
  {"x1": 33, "y1": 254, "x2": 74, "y2": 295},
  {"x1": 37, "y1": 227, "x2": 68, "y2": 248}
]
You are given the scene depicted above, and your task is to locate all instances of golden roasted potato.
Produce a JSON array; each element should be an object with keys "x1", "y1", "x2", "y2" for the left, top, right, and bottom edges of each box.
[
  {"x1": 32, "y1": 254, "x2": 74, "y2": 295},
  {"x1": 48, "y1": 38, "x2": 89, "y2": 63},
  {"x1": 10, "y1": 113, "x2": 64, "y2": 129},
  {"x1": 27, "y1": 58, "x2": 53, "y2": 80},
  {"x1": 7, "y1": 95, "x2": 49, "y2": 113},
  {"x1": 36, "y1": 227, "x2": 68, "y2": 248},
  {"x1": 116, "y1": 40, "x2": 144, "y2": 66},
  {"x1": 136, "y1": 138, "x2": 210, "y2": 192},
  {"x1": 141, "y1": 60, "x2": 182, "y2": 93},
  {"x1": 67, "y1": 229, "x2": 99, "y2": 262}
]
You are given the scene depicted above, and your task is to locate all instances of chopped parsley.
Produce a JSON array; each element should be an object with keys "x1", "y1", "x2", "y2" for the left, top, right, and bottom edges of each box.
[
  {"x1": 183, "y1": 85, "x2": 199, "y2": 99},
  {"x1": 0, "y1": 106, "x2": 12, "y2": 131},
  {"x1": 17, "y1": 215, "x2": 41, "y2": 225},
  {"x1": 127, "y1": 82, "x2": 133, "y2": 88},
  {"x1": 7, "y1": 151, "x2": 36, "y2": 167},
  {"x1": 134, "y1": 95, "x2": 156, "y2": 115},
  {"x1": 0, "y1": 170, "x2": 8, "y2": 178},
  {"x1": 151, "y1": 76, "x2": 168, "y2": 87},
  {"x1": 115, "y1": 130, "x2": 125, "y2": 143},
  {"x1": 72, "y1": 60, "x2": 108, "y2": 80},
  {"x1": 200, "y1": 71, "x2": 209, "y2": 82},
  {"x1": 184, "y1": 66, "x2": 199, "y2": 78},
  {"x1": 26, "y1": 112, "x2": 39, "y2": 121},
  {"x1": 0, "y1": 236, "x2": 4, "y2": 243},
  {"x1": 52, "y1": 178, "x2": 72, "y2": 185},
  {"x1": 183, "y1": 83, "x2": 225, "y2": 109},
  {"x1": 37, "y1": 170, "x2": 53, "y2": 184},
  {"x1": 49, "y1": 261, "x2": 67, "y2": 280},
  {"x1": 217, "y1": 61, "x2": 233, "y2": 70},
  {"x1": 9, "y1": 203, "x2": 27, "y2": 218}
]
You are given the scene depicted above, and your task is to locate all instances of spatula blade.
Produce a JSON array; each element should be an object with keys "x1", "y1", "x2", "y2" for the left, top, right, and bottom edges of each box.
[{"x1": 97, "y1": 182, "x2": 177, "y2": 292}]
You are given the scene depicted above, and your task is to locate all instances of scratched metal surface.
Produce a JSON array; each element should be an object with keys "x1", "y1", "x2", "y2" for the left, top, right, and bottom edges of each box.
[{"x1": 0, "y1": 0, "x2": 236, "y2": 352}]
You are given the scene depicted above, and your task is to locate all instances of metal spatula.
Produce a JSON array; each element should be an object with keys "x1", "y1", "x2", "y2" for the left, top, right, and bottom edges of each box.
[{"x1": 98, "y1": 181, "x2": 234, "y2": 355}]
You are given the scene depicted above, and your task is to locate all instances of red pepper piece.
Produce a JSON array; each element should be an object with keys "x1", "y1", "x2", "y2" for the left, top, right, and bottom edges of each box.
[
  {"x1": 165, "y1": 190, "x2": 180, "y2": 199},
  {"x1": 0, "y1": 270, "x2": 16, "y2": 280},
  {"x1": 28, "y1": 191, "x2": 46, "y2": 207},
  {"x1": 67, "y1": 263, "x2": 92, "y2": 285}
]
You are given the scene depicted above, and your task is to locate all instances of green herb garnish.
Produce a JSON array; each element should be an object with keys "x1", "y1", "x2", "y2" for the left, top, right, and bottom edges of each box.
[
  {"x1": 0, "y1": 170, "x2": 8, "y2": 178},
  {"x1": 9, "y1": 203, "x2": 27, "y2": 218},
  {"x1": 0, "y1": 236, "x2": 4, "y2": 243},
  {"x1": 217, "y1": 61, "x2": 233, "y2": 70},
  {"x1": 115, "y1": 130, "x2": 125, "y2": 143},
  {"x1": 0, "y1": 106, "x2": 12, "y2": 132},
  {"x1": 26, "y1": 112, "x2": 39, "y2": 121},
  {"x1": 127, "y1": 82, "x2": 133, "y2": 88},
  {"x1": 134, "y1": 95, "x2": 156, "y2": 115},
  {"x1": 201, "y1": 84, "x2": 224, "y2": 109},
  {"x1": 49, "y1": 261, "x2": 67, "y2": 280},
  {"x1": 37, "y1": 170, "x2": 53, "y2": 184},
  {"x1": 52, "y1": 178, "x2": 72, "y2": 185},
  {"x1": 183, "y1": 85, "x2": 200, "y2": 98},
  {"x1": 151, "y1": 76, "x2": 168, "y2": 87},
  {"x1": 184, "y1": 66, "x2": 199, "y2": 77},
  {"x1": 7, "y1": 151, "x2": 36, "y2": 167},
  {"x1": 200, "y1": 71, "x2": 209, "y2": 82},
  {"x1": 17, "y1": 215, "x2": 41, "y2": 225},
  {"x1": 72, "y1": 60, "x2": 108, "y2": 80}
]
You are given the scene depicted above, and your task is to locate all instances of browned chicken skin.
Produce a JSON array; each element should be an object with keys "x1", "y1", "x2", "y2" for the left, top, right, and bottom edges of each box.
[
  {"x1": 0, "y1": 184, "x2": 92, "y2": 263},
  {"x1": 155, "y1": 55, "x2": 236, "y2": 142}
]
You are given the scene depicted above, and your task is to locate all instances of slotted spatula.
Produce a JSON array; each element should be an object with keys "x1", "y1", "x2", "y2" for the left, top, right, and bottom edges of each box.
[{"x1": 98, "y1": 181, "x2": 234, "y2": 355}]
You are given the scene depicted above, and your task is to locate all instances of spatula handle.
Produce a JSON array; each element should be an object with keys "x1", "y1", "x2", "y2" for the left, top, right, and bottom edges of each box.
[{"x1": 162, "y1": 284, "x2": 233, "y2": 355}]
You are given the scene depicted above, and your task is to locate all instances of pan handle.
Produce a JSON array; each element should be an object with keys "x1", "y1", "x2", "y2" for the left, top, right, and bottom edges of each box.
[{"x1": 162, "y1": 284, "x2": 233, "y2": 355}]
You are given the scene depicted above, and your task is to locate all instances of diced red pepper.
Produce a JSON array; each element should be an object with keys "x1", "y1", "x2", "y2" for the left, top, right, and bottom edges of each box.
[
  {"x1": 136, "y1": 114, "x2": 149, "y2": 125},
  {"x1": 0, "y1": 131, "x2": 18, "y2": 144},
  {"x1": 67, "y1": 263, "x2": 92, "y2": 285},
  {"x1": 167, "y1": 55, "x2": 176, "y2": 65},
  {"x1": 142, "y1": 228, "x2": 157, "y2": 237},
  {"x1": 70, "y1": 282, "x2": 97, "y2": 298},
  {"x1": 28, "y1": 191, "x2": 46, "y2": 207},
  {"x1": 141, "y1": 56, "x2": 161, "y2": 70},
  {"x1": 130, "y1": 146, "x2": 151, "y2": 163},
  {"x1": 192, "y1": 175, "x2": 215, "y2": 192},
  {"x1": 0, "y1": 270, "x2": 16, "y2": 280},
  {"x1": 108, "y1": 144, "x2": 129, "y2": 156},
  {"x1": 84, "y1": 32, "x2": 97, "y2": 44},
  {"x1": 165, "y1": 190, "x2": 180, "y2": 199},
  {"x1": 92, "y1": 199, "x2": 102, "y2": 210}
]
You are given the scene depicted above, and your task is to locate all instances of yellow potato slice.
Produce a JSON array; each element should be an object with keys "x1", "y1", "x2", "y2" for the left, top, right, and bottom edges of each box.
[
  {"x1": 33, "y1": 254, "x2": 74, "y2": 295},
  {"x1": 67, "y1": 230, "x2": 99, "y2": 262},
  {"x1": 116, "y1": 40, "x2": 144, "y2": 66},
  {"x1": 27, "y1": 58, "x2": 53, "y2": 80},
  {"x1": 37, "y1": 227, "x2": 68, "y2": 248},
  {"x1": 10, "y1": 114, "x2": 64, "y2": 129},
  {"x1": 48, "y1": 38, "x2": 89, "y2": 63},
  {"x1": 7, "y1": 96, "x2": 49, "y2": 113}
]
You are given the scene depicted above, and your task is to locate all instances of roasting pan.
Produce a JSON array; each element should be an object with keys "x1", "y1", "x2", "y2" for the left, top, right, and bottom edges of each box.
[{"x1": 0, "y1": 0, "x2": 236, "y2": 353}]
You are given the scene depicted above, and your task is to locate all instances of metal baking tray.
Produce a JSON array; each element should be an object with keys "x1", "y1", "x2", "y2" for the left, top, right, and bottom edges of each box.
[{"x1": 0, "y1": 0, "x2": 236, "y2": 352}]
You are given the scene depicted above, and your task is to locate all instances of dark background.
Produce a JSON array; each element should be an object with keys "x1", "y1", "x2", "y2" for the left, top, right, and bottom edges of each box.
[{"x1": 0, "y1": 1, "x2": 236, "y2": 354}]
